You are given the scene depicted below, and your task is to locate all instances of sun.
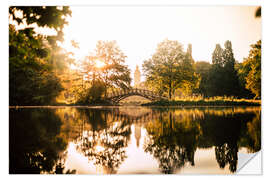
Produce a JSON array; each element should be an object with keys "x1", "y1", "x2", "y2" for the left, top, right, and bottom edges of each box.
[{"x1": 95, "y1": 59, "x2": 106, "y2": 68}]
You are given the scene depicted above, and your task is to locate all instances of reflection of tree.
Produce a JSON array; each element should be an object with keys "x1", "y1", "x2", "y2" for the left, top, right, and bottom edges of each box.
[
  {"x1": 145, "y1": 107, "x2": 261, "y2": 174},
  {"x1": 9, "y1": 108, "x2": 75, "y2": 174},
  {"x1": 145, "y1": 141, "x2": 187, "y2": 174},
  {"x1": 244, "y1": 111, "x2": 261, "y2": 152},
  {"x1": 144, "y1": 111, "x2": 201, "y2": 174},
  {"x1": 215, "y1": 143, "x2": 238, "y2": 172},
  {"x1": 198, "y1": 111, "x2": 258, "y2": 173},
  {"x1": 75, "y1": 109, "x2": 131, "y2": 174}
]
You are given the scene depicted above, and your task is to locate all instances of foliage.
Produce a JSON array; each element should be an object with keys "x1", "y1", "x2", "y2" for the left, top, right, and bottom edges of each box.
[
  {"x1": 9, "y1": 6, "x2": 71, "y2": 42},
  {"x1": 143, "y1": 39, "x2": 198, "y2": 99},
  {"x1": 194, "y1": 61, "x2": 211, "y2": 96},
  {"x1": 9, "y1": 7, "x2": 72, "y2": 105},
  {"x1": 240, "y1": 40, "x2": 261, "y2": 99},
  {"x1": 235, "y1": 62, "x2": 254, "y2": 98},
  {"x1": 77, "y1": 79, "x2": 106, "y2": 104},
  {"x1": 208, "y1": 41, "x2": 240, "y2": 97},
  {"x1": 9, "y1": 25, "x2": 63, "y2": 105},
  {"x1": 78, "y1": 40, "x2": 131, "y2": 103},
  {"x1": 142, "y1": 97, "x2": 261, "y2": 106}
]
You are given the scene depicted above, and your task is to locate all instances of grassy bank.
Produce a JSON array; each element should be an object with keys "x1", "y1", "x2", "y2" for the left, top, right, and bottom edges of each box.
[{"x1": 142, "y1": 98, "x2": 261, "y2": 106}]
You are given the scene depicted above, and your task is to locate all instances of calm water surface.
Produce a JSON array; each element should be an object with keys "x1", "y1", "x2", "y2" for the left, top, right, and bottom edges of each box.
[{"x1": 9, "y1": 106, "x2": 261, "y2": 174}]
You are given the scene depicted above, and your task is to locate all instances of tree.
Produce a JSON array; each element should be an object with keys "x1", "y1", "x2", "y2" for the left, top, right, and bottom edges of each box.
[
  {"x1": 9, "y1": 6, "x2": 72, "y2": 105},
  {"x1": 208, "y1": 41, "x2": 240, "y2": 97},
  {"x1": 9, "y1": 25, "x2": 63, "y2": 105},
  {"x1": 206, "y1": 44, "x2": 224, "y2": 96},
  {"x1": 143, "y1": 39, "x2": 198, "y2": 99},
  {"x1": 9, "y1": 6, "x2": 71, "y2": 42},
  {"x1": 241, "y1": 40, "x2": 261, "y2": 99},
  {"x1": 194, "y1": 61, "x2": 211, "y2": 96},
  {"x1": 235, "y1": 62, "x2": 254, "y2": 98},
  {"x1": 222, "y1": 40, "x2": 241, "y2": 96},
  {"x1": 212, "y1": 44, "x2": 224, "y2": 66},
  {"x1": 87, "y1": 79, "x2": 106, "y2": 103},
  {"x1": 80, "y1": 40, "x2": 131, "y2": 102},
  {"x1": 255, "y1": 7, "x2": 261, "y2": 18}
]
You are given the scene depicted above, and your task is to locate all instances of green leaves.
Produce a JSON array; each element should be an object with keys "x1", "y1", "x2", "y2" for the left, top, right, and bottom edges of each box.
[{"x1": 143, "y1": 39, "x2": 198, "y2": 99}]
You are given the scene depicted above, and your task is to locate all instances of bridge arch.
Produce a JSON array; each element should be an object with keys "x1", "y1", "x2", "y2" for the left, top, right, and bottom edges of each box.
[{"x1": 105, "y1": 88, "x2": 167, "y2": 104}]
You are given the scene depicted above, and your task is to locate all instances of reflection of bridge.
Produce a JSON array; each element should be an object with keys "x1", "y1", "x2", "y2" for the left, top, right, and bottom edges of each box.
[
  {"x1": 105, "y1": 88, "x2": 167, "y2": 103},
  {"x1": 112, "y1": 111, "x2": 154, "y2": 125}
]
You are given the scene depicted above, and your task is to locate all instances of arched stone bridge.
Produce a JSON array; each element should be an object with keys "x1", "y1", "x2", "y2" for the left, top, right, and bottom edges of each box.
[{"x1": 105, "y1": 88, "x2": 167, "y2": 104}]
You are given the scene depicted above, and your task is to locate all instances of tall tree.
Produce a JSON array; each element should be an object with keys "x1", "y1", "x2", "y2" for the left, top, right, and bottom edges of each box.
[
  {"x1": 208, "y1": 41, "x2": 240, "y2": 97},
  {"x1": 143, "y1": 39, "x2": 198, "y2": 99},
  {"x1": 208, "y1": 44, "x2": 225, "y2": 96},
  {"x1": 222, "y1": 40, "x2": 241, "y2": 96},
  {"x1": 212, "y1": 44, "x2": 224, "y2": 66},
  {"x1": 255, "y1": 7, "x2": 261, "y2": 18}
]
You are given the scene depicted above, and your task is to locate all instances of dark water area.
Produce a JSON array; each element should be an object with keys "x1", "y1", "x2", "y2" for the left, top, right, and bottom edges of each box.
[{"x1": 9, "y1": 106, "x2": 261, "y2": 174}]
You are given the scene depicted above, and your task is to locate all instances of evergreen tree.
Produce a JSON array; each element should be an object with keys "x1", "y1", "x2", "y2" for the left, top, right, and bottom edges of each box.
[
  {"x1": 208, "y1": 44, "x2": 225, "y2": 96},
  {"x1": 222, "y1": 40, "x2": 240, "y2": 96},
  {"x1": 208, "y1": 41, "x2": 240, "y2": 97},
  {"x1": 212, "y1": 44, "x2": 224, "y2": 66}
]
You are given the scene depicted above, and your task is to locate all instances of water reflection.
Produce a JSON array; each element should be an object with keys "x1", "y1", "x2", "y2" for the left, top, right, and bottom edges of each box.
[
  {"x1": 9, "y1": 108, "x2": 76, "y2": 174},
  {"x1": 74, "y1": 109, "x2": 131, "y2": 174},
  {"x1": 9, "y1": 106, "x2": 261, "y2": 174}
]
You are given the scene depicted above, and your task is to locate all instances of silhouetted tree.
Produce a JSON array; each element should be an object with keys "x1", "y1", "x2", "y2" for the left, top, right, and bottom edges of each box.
[
  {"x1": 208, "y1": 41, "x2": 240, "y2": 97},
  {"x1": 208, "y1": 44, "x2": 225, "y2": 96},
  {"x1": 255, "y1": 7, "x2": 261, "y2": 18},
  {"x1": 222, "y1": 40, "x2": 241, "y2": 96}
]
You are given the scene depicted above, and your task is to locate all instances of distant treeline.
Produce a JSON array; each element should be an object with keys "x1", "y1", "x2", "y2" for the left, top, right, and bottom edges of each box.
[{"x1": 142, "y1": 39, "x2": 261, "y2": 100}]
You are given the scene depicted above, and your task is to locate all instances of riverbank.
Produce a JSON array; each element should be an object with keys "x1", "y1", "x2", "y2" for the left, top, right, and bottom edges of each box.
[
  {"x1": 9, "y1": 98, "x2": 261, "y2": 107},
  {"x1": 141, "y1": 99, "x2": 261, "y2": 106}
]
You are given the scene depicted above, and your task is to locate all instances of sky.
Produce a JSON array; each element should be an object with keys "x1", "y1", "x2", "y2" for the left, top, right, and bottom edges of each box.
[{"x1": 60, "y1": 6, "x2": 261, "y2": 82}]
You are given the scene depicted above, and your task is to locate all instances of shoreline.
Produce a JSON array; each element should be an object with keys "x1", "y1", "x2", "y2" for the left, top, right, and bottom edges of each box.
[
  {"x1": 141, "y1": 100, "x2": 261, "y2": 107},
  {"x1": 9, "y1": 100, "x2": 261, "y2": 108}
]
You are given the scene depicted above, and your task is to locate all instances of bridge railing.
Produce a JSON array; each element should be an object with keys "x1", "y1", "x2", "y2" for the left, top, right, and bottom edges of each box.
[{"x1": 106, "y1": 88, "x2": 167, "y2": 101}]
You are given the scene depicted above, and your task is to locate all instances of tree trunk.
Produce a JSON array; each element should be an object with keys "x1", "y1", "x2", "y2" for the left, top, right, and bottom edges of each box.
[{"x1": 169, "y1": 81, "x2": 172, "y2": 100}]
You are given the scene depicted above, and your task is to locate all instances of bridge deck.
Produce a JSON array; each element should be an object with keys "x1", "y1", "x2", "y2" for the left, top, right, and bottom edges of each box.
[{"x1": 105, "y1": 88, "x2": 167, "y2": 103}]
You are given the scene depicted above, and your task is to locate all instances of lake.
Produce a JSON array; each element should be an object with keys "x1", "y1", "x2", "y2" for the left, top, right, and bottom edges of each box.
[{"x1": 9, "y1": 106, "x2": 261, "y2": 174}]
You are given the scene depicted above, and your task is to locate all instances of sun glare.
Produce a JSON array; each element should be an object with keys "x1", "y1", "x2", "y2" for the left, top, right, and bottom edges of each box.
[
  {"x1": 95, "y1": 145, "x2": 105, "y2": 152},
  {"x1": 95, "y1": 60, "x2": 106, "y2": 68}
]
